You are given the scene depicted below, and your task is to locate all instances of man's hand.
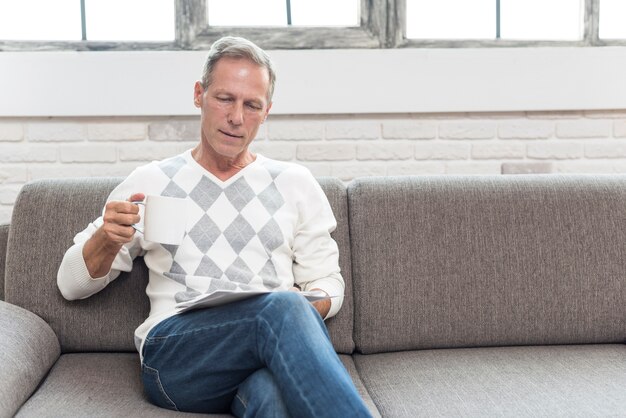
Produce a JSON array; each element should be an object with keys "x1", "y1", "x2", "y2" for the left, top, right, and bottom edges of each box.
[
  {"x1": 290, "y1": 286, "x2": 331, "y2": 319},
  {"x1": 83, "y1": 193, "x2": 144, "y2": 278},
  {"x1": 99, "y1": 193, "x2": 145, "y2": 247},
  {"x1": 310, "y1": 288, "x2": 331, "y2": 319}
]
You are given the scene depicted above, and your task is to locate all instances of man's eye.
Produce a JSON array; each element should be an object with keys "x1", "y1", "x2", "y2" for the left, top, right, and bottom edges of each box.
[
  {"x1": 217, "y1": 97, "x2": 231, "y2": 102},
  {"x1": 246, "y1": 103, "x2": 262, "y2": 110}
]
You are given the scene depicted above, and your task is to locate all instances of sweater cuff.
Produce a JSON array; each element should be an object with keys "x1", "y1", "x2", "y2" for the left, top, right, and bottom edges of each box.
[
  {"x1": 57, "y1": 242, "x2": 109, "y2": 300},
  {"x1": 305, "y1": 277, "x2": 344, "y2": 320}
]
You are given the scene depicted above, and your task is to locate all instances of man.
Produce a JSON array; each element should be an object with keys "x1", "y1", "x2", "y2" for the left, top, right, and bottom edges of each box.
[{"x1": 57, "y1": 36, "x2": 372, "y2": 417}]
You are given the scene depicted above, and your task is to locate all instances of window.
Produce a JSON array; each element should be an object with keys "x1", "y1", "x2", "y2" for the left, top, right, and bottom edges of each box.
[
  {"x1": 0, "y1": 0, "x2": 81, "y2": 41},
  {"x1": 208, "y1": 0, "x2": 359, "y2": 27},
  {"x1": 406, "y1": 0, "x2": 494, "y2": 40},
  {"x1": 193, "y1": 0, "x2": 376, "y2": 49},
  {"x1": 0, "y1": 0, "x2": 174, "y2": 49},
  {"x1": 0, "y1": 0, "x2": 624, "y2": 50},
  {"x1": 599, "y1": 0, "x2": 626, "y2": 39},
  {"x1": 500, "y1": 0, "x2": 582, "y2": 41},
  {"x1": 405, "y1": 0, "x2": 585, "y2": 45},
  {"x1": 85, "y1": 0, "x2": 174, "y2": 41}
]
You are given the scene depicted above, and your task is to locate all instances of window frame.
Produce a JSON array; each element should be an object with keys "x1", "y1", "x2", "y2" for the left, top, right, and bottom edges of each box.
[{"x1": 0, "y1": 0, "x2": 625, "y2": 51}]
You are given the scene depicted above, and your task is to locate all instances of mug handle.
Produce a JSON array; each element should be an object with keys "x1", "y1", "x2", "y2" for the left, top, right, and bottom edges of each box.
[{"x1": 131, "y1": 200, "x2": 145, "y2": 234}]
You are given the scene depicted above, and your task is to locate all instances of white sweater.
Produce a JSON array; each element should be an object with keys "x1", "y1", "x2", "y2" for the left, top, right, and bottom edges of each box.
[{"x1": 57, "y1": 151, "x2": 344, "y2": 352}]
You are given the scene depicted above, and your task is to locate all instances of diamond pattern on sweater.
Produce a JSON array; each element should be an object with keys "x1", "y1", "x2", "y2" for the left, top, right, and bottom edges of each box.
[
  {"x1": 159, "y1": 156, "x2": 186, "y2": 179},
  {"x1": 258, "y1": 182, "x2": 284, "y2": 215},
  {"x1": 161, "y1": 244, "x2": 179, "y2": 257},
  {"x1": 224, "y1": 177, "x2": 255, "y2": 211},
  {"x1": 175, "y1": 289, "x2": 201, "y2": 303},
  {"x1": 162, "y1": 181, "x2": 187, "y2": 198},
  {"x1": 223, "y1": 214, "x2": 256, "y2": 253},
  {"x1": 266, "y1": 164, "x2": 285, "y2": 180},
  {"x1": 260, "y1": 260, "x2": 280, "y2": 288},
  {"x1": 160, "y1": 158, "x2": 290, "y2": 296},
  {"x1": 224, "y1": 257, "x2": 254, "y2": 285},
  {"x1": 164, "y1": 261, "x2": 187, "y2": 285},
  {"x1": 208, "y1": 277, "x2": 238, "y2": 292},
  {"x1": 193, "y1": 255, "x2": 223, "y2": 278},
  {"x1": 189, "y1": 177, "x2": 222, "y2": 211},
  {"x1": 258, "y1": 218, "x2": 284, "y2": 254},
  {"x1": 188, "y1": 214, "x2": 221, "y2": 253}
]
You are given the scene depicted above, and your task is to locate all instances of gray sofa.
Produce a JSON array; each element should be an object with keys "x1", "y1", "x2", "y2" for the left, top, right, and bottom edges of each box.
[{"x1": 1, "y1": 175, "x2": 625, "y2": 417}]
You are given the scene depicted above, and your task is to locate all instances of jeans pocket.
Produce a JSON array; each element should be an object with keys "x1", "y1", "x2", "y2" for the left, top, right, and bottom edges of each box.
[{"x1": 141, "y1": 364, "x2": 179, "y2": 411}]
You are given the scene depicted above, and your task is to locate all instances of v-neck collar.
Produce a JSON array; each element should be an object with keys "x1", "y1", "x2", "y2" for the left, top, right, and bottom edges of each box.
[{"x1": 184, "y1": 149, "x2": 264, "y2": 187}]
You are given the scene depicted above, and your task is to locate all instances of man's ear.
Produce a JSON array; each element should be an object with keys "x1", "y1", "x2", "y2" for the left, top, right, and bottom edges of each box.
[
  {"x1": 193, "y1": 81, "x2": 204, "y2": 107},
  {"x1": 263, "y1": 102, "x2": 273, "y2": 121}
]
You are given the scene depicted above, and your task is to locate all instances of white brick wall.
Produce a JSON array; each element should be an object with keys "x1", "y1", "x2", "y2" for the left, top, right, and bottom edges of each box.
[{"x1": 2, "y1": 110, "x2": 626, "y2": 223}]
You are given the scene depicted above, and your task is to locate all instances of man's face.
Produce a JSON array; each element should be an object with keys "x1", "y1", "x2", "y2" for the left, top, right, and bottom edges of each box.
[{"x1": 194, "y1": 57, "x2": 272, "y2": 162}]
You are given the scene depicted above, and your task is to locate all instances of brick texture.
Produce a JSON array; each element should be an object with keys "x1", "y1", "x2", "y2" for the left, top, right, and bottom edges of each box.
[
  {"x1": 60, "y1": 145, "x2": 117, "y2": 163},
  {"x1": 0, "y1": 123, "x2": 24, "y2": 141},
  {"x1": 326, "y1": 121, "x2": 380, "y2": 140},
  {"x1": 356, "y1": 143, "x2": 413, "y2": 160},
  {"x1": 88, "y1": 122, "x2": 146, "y2": 141},
  {"x1": 556, "y1": 120, "x2": 611, "y2": 139},
  {"x1": 501, "y1": 162, "x2": 555, "y2": 174},
  {"x1": 382, "y1": 121, "x2": 437, "y2": 139},
  {"x1": 439, "y1": 122, "x2": 495, "y2": 140},
  {"x1": 297, "y1": 143, "x2": 356, "y2": 161},
  {"x1": 27, "y1": 122, "x2": 86, "y2": 142},
  {"x1": 268, "y1": 121, "x2": 324, "y2": 141},
  {"x1": 1, "y1": 111, "x2": 626, "y2": 220}
]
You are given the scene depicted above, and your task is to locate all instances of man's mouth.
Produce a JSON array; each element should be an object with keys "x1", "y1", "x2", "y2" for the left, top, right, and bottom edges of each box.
[{"x1": 219, "y1": 129, "x2": 244, "y2": 139}]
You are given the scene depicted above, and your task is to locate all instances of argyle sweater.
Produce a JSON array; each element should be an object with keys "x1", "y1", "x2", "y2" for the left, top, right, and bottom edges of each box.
[{"x1": 57, "y1": 151, "x2": 344, "y2": 353}]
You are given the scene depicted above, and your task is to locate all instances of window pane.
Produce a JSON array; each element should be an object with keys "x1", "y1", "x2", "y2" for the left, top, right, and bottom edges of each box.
[
  {"x1": 291, "y1": 0, "x2": 359, "y2": 26},
  {"x1": 406, "y1": 0, "x2": 495, "y2": 39},
  {"x1": 208, "y1": 0, "x2": 286, "y2": 26},
  {"x1": 85, "y1": 0, "x2": 175, "y2": 41},
  {"x1": 599, "y1": 0, "x2": 626, "y2": 39},
  {"x1": 0, "y1": 0, "x2": 81, "y2": 41},
  {"x1": 501, "y1": 0, "x2": 583, "y2": 40}
]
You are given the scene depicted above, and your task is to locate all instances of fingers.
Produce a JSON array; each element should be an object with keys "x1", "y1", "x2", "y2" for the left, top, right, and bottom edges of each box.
[
  {"x1": 128, "y1": 192, "x2": 145, "y2": 203},
  {"x1": 100, "y1": 193, "x2": 145, "y2": 245},
  {"x1": 104, "y1": 200, "x2": 141, "y2": 223}
]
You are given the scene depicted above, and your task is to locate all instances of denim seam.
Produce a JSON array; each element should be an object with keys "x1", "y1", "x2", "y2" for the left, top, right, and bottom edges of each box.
[
  {"x1": 234, "y1": 393, "x2": 248, "y2": 410},
  {"x1": 145, "y1": 318, "x2": 258, "y2": 344},
  {"x1": 143, "y1": 364, "x2": 180, "y2": 411},
  {"x1": 258, "y1": 315, "x2": 318, "y2": 417}
]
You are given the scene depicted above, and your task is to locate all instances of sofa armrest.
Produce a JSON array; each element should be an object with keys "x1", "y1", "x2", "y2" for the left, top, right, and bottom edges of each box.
[
  {"x1": 0, "y1": 300, "x2": 60, "y2": 417},
  {"x1": 0, "y1": 223, "x2": 9, "y2": 301}
]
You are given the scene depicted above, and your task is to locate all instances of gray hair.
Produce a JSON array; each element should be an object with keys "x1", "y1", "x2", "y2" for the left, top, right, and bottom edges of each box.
[{"x1": 201, "y1": 36, "x2": 277, "y2": 101}]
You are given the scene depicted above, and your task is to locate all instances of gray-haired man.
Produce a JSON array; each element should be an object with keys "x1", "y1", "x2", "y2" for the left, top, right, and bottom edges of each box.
[{"x1": 58, "y1": 36, "x2": 372, "y2": 417}]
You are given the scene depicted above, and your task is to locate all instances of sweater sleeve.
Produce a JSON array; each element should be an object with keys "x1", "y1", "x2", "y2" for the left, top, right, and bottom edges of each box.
[
  {"x1": 56, "y1": 217, "x2": 140, "y2": 300},
  {"x1": 291, "y1": 170, "x2": 345, "y2": 320},
  {"x1": 57, "y1": 171, "x2": 147, "y2": 301}
]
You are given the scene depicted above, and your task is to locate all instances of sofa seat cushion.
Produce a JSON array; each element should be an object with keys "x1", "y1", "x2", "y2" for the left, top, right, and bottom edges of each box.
[
  {"x1": 15, "y1": 353, "x2": 379, "y2": 417},
  {"x1": 16, "y1": 353, "x2": 223, "y2": 417},
  {"x1": 354, "y1": 344, "x2": 626, "y2": 417}
]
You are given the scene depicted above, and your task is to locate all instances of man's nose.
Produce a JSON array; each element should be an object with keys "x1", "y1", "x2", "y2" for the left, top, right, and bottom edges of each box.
[{"x1": 228, "y1": 102, "x2": 244, "y2": 126}]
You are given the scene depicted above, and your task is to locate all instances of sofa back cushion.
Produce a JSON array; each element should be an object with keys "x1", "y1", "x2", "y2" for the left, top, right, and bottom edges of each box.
[
  {"x1": 0, "y1": 223, "x2": 8, "y2": 301},
  {"x1": 349, "y1": 175, "x2": 626, "y2": 354},
  {"x1": 5, "y1": 177, "x2": 354, "y2": 353}
]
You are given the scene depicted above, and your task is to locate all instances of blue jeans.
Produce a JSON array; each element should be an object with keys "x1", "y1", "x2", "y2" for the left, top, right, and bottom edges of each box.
[{"x1": 141, "y1": 291, "x2": 372, "y2": 417}]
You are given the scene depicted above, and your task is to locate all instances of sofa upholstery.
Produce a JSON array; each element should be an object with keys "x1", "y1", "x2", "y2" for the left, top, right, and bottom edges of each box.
[
  {"x1": 0, "y1": 223, "x2": 8, "y2": 301},
  {"x1": 1, "y1": 174, "x2": 625, "y2": 417}
]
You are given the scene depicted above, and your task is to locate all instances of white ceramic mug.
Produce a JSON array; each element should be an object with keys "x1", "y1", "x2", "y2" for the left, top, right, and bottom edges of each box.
[{"x1": 133, "y1": 195, "x2": 187, "y2": 245}]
